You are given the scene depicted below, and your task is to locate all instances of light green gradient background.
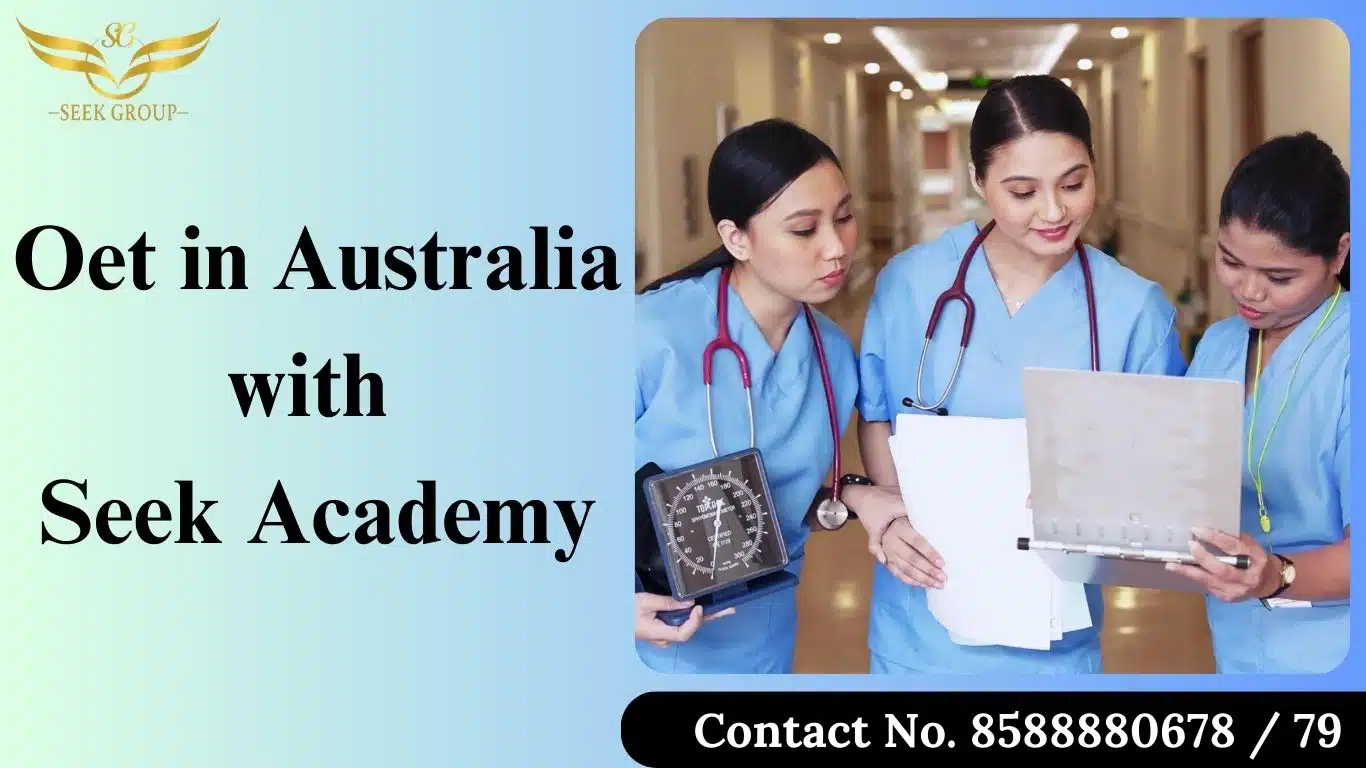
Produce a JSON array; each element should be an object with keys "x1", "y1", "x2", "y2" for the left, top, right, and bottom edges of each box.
[
  {"x1": 1, "y1": 1, "x2": 1362, "y2": 766},
  {"x1": 1, "y1": 2, "x2": 632, "y2": 765}
]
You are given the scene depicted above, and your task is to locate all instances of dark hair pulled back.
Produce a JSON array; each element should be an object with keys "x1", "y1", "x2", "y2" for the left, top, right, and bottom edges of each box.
[
  {"x1": 969, "y1": 74, "x2": 1095, "y2": 182},
  {"x1": 640, "y1": 118, "x2": 841, "y2": 293},
  {"x1": 1219, "y1": 131, "x2": 1350, "y2": 289}
]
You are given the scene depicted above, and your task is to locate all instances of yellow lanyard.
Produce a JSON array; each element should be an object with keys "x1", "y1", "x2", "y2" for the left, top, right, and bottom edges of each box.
[{"x1": 1246, "y1": 285, "x2": 1342, "y2": 535}]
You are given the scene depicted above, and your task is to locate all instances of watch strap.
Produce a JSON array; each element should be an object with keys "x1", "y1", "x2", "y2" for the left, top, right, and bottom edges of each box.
[
  {"x1": 1261, "y1": 554, "x2": 1294, "y2": 601},
  {"x1": 838, "y1": 474, "x2": 875, "y2": 520}
]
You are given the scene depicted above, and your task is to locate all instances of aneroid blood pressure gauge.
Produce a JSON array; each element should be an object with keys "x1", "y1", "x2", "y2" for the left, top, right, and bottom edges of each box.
[{"x1": 639, "y1": 448, "x2": 796, "y2": 626}]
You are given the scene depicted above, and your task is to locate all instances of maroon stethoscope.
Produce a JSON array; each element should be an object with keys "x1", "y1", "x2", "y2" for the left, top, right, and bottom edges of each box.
[
  {"x1": 904, "y1": 220, "x2": 1101, "y2": 415},
  {"x1": 703, "y1": 265, "x2": 846, "y2": 526}
]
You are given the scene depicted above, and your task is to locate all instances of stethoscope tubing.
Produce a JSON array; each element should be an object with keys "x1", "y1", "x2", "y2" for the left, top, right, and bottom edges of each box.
[
  {"x1": 704, "y1": 265, "x2": 844, "y2": 498},
  {"x1": 908, "y1": 220, "x2": 1100, "y2": 413}
]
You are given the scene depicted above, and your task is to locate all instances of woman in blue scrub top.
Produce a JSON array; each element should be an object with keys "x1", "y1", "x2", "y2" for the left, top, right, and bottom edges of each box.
[
  {"x1": 853, "y1": 75, "x2": 1189, "y2": 675},
  {"x1": 634, "y1": 118, "x2": 906, "y2": 674},
  {"x1": 1169, "y1": 132, "x2": 1350, "y2": 674}
]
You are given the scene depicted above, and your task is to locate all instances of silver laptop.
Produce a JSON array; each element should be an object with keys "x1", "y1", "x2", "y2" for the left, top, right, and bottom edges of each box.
[{"x1": 1018, "y1": 367, "x2": 1246, "y2": 593}]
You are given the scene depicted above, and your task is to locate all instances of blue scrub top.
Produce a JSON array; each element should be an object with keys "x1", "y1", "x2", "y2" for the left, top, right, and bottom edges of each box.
[
  {"x1": 858, "y1": 220, "x2": 1189, "y2": 674},
  {"x1": 1185, "y1": 290, "x2": 1350, "y2": 674},
  {"x1": 635, "y1": 264, "x2": 859, "y2": 673}
]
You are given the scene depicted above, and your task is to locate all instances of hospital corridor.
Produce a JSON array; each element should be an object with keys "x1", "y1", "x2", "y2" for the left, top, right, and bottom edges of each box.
[{"x1": 635, "y1": 18, "x2": 1350, "y2": 674}]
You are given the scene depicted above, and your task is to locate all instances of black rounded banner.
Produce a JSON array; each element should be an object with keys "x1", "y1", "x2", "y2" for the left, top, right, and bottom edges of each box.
[{"x1": 621, "y1": 690, "x2": 1357, "y2": 765}]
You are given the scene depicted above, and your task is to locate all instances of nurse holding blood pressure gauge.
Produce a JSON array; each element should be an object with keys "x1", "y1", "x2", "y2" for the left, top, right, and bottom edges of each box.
[{"x1": 632, "y1": 118, "x2": 905, "y2": 675}]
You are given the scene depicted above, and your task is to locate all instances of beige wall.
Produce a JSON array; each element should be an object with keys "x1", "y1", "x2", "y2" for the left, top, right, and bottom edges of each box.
[
  {"x1": 1264, "y1": 21, "x2": 1350, "y2": 168},
  {"x1": 637, "y1": 18, "x2": 1350, "y2": 320},
  {"x1": 636, "y1": 20, "x2": 737, "y2": 287},
  {"x1": 1076, "y1": 18, "x2": 1349, "y2": 322}
]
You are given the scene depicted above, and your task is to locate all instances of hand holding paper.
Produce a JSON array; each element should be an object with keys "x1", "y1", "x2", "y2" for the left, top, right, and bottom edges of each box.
[
  {"x1": 886, "y1": 414, "x2": 1092, "y2": 651},
  {"x1": 878, "y1": 518, "x2": 945, "y2": 589}
]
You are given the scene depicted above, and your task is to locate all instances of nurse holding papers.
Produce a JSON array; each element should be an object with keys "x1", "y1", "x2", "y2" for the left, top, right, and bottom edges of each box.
[
  {"x1": 1170, "y1": 133, "x2": 1351, "y2": 674},
  {"x1": 854, "y1": 75, "x2": 1188, "y2": 674}
]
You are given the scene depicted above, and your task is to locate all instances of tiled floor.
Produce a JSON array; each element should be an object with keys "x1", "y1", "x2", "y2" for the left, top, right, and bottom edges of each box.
[{"x1": 792, "y1": 212, "x2": 1217, "y2": 675}]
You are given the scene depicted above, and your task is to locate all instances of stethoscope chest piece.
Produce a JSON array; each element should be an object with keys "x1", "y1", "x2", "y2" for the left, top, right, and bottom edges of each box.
[{"x1": 814, "y1": 497, "x2": 849, "y2": 531}]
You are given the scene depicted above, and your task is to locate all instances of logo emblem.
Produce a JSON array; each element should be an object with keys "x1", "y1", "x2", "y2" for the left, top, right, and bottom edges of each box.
[{"x1": 17, "y1": 19, "x2": 219, "y2": 121}]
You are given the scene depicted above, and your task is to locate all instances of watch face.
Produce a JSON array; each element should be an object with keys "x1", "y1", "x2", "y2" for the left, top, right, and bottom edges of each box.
[{"x1": 1283, "y1": 563, "x2": 1296, "y2": 584}]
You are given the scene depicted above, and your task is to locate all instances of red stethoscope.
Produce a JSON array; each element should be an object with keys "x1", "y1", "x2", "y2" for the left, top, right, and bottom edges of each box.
[
  {"x1": 904, "y1": 220, "x2": 1102, "y2": 415},
  {"x1": 704, "y1": 265, "x2": 847, "y2": 529}
]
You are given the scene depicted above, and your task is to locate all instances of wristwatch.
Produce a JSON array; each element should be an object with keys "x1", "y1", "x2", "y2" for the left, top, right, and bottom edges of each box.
[
  {"x1": 1259, "y1": 554, "x2": 1296, "y2": 607},
  {"x1": 811, "y1": 473, "x2": 875, "y2": 531},
  {"x1": 839, "y1": 473, "x2": 875, "y2": 494}
]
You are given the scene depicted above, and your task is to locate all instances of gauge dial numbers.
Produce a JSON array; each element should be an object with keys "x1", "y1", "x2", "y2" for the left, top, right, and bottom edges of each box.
[{"x1": 645, "y1": 449, "x2": 789, "y2": 600}]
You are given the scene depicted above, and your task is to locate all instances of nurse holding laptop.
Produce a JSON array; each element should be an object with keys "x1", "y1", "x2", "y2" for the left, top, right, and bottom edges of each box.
[
  {"x1": 1170, "y1": 132, "x2": 1350, "y2": 674},
  {"x1": 853, "y1": 75, "x2": 1189, "y2": 674}
]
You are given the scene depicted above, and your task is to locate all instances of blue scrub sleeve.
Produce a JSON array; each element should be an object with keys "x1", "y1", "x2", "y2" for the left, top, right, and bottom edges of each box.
[
  {"x1": 833, "y1": 335, "x2": 861, "y2": 437},
  {"x1": 811, "y1": 315, "x2": 861, "y2": 437},
  {"x1": 1130, "y1": 288, "x2": 1188, "y2": 376},
  {"x1": 1185, "y1": 323, "x2": 1214, "y2": 373},
  {"x1": 856, "y1": 269, "x2": 894, "y2": 422},
  {"x1": 634, "y1": 299, "x2": 659, "y2": 422},
  {"x1": 1336, "y1": 370, "x2": 1350, "y2": 528},
  {"x1": 636, "y1": 371, "x2": 646, "y2": 421}
]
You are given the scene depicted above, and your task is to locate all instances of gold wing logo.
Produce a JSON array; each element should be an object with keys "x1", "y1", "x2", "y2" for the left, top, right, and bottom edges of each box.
[{"x1": 17, "y1": 19, "x2": 219, "y2": 100}]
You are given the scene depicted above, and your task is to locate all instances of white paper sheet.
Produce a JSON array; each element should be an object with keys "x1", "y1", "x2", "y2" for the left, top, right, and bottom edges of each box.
[
  {"x1": 888, "y1": 414, "x2": 1091, "y2": 650},
  {"x1": 1061, "y1": 581, "x2": 1093, "y2": 632}
]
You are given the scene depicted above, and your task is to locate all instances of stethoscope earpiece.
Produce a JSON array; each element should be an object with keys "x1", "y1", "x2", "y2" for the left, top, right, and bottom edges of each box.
[{"x1": 902, "y1": 397, "x2": 948, "y2": 416}]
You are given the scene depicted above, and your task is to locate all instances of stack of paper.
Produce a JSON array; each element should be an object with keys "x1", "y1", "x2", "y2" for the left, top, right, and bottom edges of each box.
[{"x1": 887, "y1": 414, "x2": 1091, "y2": 651}]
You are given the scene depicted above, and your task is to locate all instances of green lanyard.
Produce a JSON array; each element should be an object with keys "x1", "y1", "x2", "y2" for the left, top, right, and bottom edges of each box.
[{"x1": 1246, "y1": 285, "x2": 1342, "y2": 535}]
